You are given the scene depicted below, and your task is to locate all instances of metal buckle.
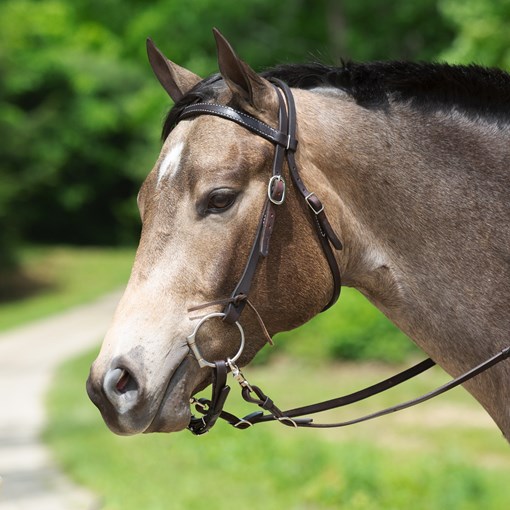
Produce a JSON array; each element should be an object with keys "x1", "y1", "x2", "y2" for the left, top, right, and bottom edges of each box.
[
  {"x1": 305, "y1": 192, "x2": 324, "y2": 215},
  {"x1": 268, "y1": 175, "x2": 286, "y2": 205},
  {"x1": 186, "y1": 312, "x2": 245, "y2": 368},
  {"x1": 227, "y1": 359, "x2": 254, "y2": 392}
]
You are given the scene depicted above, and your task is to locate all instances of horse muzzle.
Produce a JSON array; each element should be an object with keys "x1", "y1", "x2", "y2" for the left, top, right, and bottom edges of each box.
[{"x1": 86, "y1": 348, "x2": 199, "y2": 435}]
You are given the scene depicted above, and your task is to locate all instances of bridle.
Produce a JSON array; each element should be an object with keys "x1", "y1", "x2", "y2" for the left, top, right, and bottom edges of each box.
[
  {"x1": 175, "y1": 78, "x2": 510, "y2": 435},
  {"x1": 180, "y1": 78, "x2": 342, "y2": 323}
]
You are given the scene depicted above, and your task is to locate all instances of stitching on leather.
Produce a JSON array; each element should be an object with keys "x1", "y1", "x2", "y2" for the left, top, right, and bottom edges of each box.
[
  {"x1": 199, "y1": 104, "x2": 280, "y2": 135},
  {"x1": 182, "y1": 104, "x2": 282, "y2": 143}
]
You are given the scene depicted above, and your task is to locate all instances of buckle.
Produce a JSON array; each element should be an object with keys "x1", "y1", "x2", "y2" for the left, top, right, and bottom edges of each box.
[
  {"x1": 268, "y1": 175, "x2": 286, "y2": 205},
  {"x1": 305, "y1": 192, "x2": 324, "y2": 215}
]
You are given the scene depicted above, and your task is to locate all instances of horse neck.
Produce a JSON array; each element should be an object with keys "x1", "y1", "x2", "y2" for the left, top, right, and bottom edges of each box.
[{"x1": 294, "y1": 88, "x2": 510, "y2": 433}]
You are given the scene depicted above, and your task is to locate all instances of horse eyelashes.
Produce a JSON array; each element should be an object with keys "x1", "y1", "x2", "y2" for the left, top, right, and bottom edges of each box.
[{"x1": 205, "y1": 189, "x2": 238, "y2": 214}]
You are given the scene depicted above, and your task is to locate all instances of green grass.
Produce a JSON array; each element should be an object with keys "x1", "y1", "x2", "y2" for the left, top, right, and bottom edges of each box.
[
  {"x1": 45, "y1": 349, "x2": 510, "y2": 510},
  {"x1": 0, "y1": 246, "x2": 134, "y2": 331},
  {"x1": 4, "y1": 245, "x2": 507, "y2": 507}
]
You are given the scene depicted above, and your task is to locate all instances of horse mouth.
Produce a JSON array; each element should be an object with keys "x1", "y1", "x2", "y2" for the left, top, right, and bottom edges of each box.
[
  {"x1": 143, "y1": 354, "x2": 207, "y2": 434},
  {"x1": 88, "y1": 346, "x2": 209, "y2": 435}
]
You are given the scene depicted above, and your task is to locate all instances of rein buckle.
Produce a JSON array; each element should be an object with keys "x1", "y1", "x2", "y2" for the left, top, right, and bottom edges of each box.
[{"x1": 227, "y1": 359, "x2": 254, "y2": 392}]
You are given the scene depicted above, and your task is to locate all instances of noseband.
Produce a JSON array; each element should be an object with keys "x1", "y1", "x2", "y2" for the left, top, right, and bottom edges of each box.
[{"x1": 177, "y1": 79, "x2": 510, "y2": 435}]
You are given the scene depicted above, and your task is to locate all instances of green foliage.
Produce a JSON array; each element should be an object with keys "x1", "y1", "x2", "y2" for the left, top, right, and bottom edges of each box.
[
  {"x1": 45, "y1": 348, "x2": 510, "y2": 510},
  {"x1": 0, "y1": 0, "x2": 160, "y2": 250},
  {"x1": 338, "y1": 0, "x2": 456, "y2": 61},
  {"x1": 439, "y1": 0, "x2": 510, "y2": 68},
  {"x1": 0, "y1": 0, "x2": 461, "y2": 263},
  {"x1": 273, "y1": 288, "x2": 418, "y2": 363}
]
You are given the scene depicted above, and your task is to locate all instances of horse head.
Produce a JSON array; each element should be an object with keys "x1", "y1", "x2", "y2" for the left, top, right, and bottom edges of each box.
[{"x1": 86, "y1": 30, "x2": 338, "y2": 434}]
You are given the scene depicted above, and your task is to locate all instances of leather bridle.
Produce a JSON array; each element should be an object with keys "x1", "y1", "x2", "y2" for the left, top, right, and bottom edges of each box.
[
  {"x1": 179, "y1": 78, "x2": 343, "y2": 323},
  {"x1": 175, "y1": 78, "x2": 510, "y2": 435}
]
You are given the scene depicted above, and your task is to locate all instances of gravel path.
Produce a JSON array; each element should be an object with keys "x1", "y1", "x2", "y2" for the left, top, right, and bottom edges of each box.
[{"x1": 0, "y1": 291, "x2": 123, "y2": 510}]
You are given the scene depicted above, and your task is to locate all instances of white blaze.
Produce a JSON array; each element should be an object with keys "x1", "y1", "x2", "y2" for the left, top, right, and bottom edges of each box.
[{"x1": 157, "y1": 141, "x2": 184, "y2": 186}]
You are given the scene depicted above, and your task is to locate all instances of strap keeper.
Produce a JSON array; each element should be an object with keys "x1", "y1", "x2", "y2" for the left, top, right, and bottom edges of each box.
[
  {"x1": 285, "y1": 135, "x2": 297, "y2": 152},
  {"x1": 305, "y1": 192, "x2": 324, "y2": 215}
]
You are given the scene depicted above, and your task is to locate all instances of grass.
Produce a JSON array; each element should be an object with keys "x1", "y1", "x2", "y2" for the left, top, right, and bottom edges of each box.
[
  {"x1": 45, "y1": 349, "x2": 510, "y2": 510},
  {"x1": 3, "y1": 245, "x2": 507, "y2": 506},
  {"x1": 0, "y1": 245, "x2": 134, "y2": 331}
]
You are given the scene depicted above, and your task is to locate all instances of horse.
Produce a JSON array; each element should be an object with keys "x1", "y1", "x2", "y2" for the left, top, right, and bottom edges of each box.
[{"x1": 87, "y1": 29, "x2": 510, "y2": 440}]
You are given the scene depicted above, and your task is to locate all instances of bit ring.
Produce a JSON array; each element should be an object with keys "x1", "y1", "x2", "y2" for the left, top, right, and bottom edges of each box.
[{"x1": 186, "y1": 312, "x2": 245, "y2": 368}]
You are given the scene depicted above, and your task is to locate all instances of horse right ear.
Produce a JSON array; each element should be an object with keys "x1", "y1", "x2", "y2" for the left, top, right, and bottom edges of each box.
[
  {"x1": 213, "y1": 28, "x2": 273, "y2": 113},
  {"x1": 146, "y1": 38, "x2": 202, "y2": 102}
]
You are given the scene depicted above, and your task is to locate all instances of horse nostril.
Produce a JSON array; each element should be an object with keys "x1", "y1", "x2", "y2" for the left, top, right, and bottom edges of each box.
[
  {"x1": 103, "y1": 367, "x2": 140, "y2": 411},
  {"x1": 115, "y1": 369, "x2": 136, "y2": 394}
]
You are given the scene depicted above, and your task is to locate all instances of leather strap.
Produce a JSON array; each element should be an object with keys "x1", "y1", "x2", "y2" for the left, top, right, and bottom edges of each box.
[
  {"x1": 188, "y1": 360, "x2": 230, "y2": 435},
  {"x1": 178, "y1": 79, "x2": 343, "y2": 323},
  {"x1": 179, "y1": 103, "x2": 298, "y2": 151},
  {"x1": 272, "y1": 79, "x2": 342, "y2": 310},
  {"x1": 189, "y1": 346, "x2": 510, "y2": 432}
]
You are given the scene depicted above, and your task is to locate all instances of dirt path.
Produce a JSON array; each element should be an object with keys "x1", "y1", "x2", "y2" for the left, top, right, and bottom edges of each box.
[{"x1": 0, "y1": 290, "x2": 123, "y2": 510}]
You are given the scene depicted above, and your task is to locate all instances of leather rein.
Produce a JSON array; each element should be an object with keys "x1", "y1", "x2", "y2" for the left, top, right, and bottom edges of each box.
[{"x1": 175, "y1": 78, "x2": 510, "y2": 435}]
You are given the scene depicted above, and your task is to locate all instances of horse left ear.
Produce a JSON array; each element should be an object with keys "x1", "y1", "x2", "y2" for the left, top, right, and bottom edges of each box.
[
  {"x1": 213, "y1": 28, "x2": 272, "y2": 112},
  {"x1": 146, "y1": 38, "x2": 202, "y2": 102}
]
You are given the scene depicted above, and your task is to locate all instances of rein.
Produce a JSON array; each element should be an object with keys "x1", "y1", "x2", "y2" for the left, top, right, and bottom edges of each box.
[{"x1": 177, "y1": 79, "x2": 510, "y2": 435}]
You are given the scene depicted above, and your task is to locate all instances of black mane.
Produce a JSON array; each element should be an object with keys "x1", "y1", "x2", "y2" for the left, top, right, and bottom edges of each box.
[
  {"x1": 163, "y1": 61, "x2": 510, "y2": 139},
  {"x1": 265, "y1": 61, "x2": 510, "y2": 118}
]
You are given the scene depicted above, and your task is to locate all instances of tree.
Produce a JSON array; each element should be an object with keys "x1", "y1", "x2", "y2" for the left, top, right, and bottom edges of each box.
[
  {"x1": 0, "y1": 0, "x2": 489, "y2": 273},
  {"x1": 439, "y1": 0, "x2": 510, "y2": 69}
]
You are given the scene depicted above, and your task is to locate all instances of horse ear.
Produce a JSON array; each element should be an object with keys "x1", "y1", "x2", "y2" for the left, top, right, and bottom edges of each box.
[
  {"x1": 146, "y1": 38, "x2": 201, "y2": 102},
  {"x1": 213, "y1": 28, "x2": 271, "y2": 111}
]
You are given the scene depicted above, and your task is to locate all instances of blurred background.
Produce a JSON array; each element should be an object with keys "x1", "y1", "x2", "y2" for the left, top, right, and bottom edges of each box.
[{"x1": 0, "y1": 0, "x2": 509, "y2": 509}]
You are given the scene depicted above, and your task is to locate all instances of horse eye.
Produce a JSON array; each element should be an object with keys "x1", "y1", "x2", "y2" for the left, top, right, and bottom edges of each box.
[{"x1": 206, "y1": 190, "x2": 237, "y2": 213}]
